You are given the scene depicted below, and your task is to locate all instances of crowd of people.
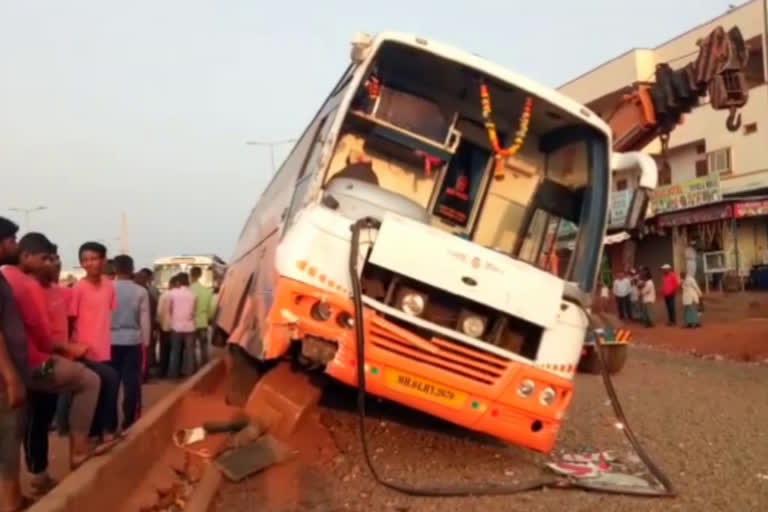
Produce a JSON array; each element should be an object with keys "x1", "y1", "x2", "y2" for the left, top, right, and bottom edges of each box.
[
  {"x1": 607, "y1": 264, "x2": 703, "y2": 328},
  {"x1": 0, "y1": 216, "x2": 215, "y2": 510}
]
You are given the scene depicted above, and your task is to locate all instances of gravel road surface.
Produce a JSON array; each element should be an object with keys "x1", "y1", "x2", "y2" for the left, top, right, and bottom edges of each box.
[{"x1": 216, "y1": 346, "x2": 768, "y2": 511}]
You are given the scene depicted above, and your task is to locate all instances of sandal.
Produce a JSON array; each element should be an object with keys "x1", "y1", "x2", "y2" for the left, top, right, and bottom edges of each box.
[{"x1": 93, "y1": 434, "x2": 122, "y2": 456}]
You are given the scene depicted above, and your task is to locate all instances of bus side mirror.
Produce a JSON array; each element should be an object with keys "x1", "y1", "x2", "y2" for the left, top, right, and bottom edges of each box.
[{"x1": 611, "y1": 152, "x2": 657, "y2": 189}]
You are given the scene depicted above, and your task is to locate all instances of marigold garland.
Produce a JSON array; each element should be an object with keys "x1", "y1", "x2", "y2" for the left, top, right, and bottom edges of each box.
[{"x1": 480, "y1": 83, "x2": 533, "y2": 179}]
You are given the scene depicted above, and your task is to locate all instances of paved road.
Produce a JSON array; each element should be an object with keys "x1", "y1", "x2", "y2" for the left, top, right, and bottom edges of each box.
[{"x1": 217, "y1": 347, "x2": 768, "y2": 511}]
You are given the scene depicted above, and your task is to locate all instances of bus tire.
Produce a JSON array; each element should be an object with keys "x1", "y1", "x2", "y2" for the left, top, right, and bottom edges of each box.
[{"x1": 578, "y1": 344, "x2": 628, "y2": 375}]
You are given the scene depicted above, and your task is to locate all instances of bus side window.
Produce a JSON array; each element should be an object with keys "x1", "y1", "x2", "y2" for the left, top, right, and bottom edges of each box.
[{"x1": 297, "y1": 114, "x2": 332, "y2": 181}]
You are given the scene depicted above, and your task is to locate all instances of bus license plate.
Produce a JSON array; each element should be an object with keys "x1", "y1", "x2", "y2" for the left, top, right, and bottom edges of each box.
[{"x1": 384, "y1": 370, "x2": 467, "y2": 409}]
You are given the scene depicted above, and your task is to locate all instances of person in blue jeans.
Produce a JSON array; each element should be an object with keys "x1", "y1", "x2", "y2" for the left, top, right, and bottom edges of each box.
[{"x1": 110, "y1": 255, "x2": 150, "y2": 429}]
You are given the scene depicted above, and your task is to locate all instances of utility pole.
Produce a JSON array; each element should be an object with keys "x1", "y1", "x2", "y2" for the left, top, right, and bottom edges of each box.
[
  {"x1": 245, "y1": 139, "x2": 297, "y2": 171},
  {"x1": 8, "y1": 205, "x2": 47, "y2": 231},
  {"x1": 120, "y1": 212, "x2": 129, "y2": 255}
]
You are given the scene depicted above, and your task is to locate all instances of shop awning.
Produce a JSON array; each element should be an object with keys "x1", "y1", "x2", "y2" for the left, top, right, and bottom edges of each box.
[
  {"x1": 604, "y1": 231, "x2": 631, "y2": 245},
  {"x1": 558, "y1": 231, "x2": 630, "y2": 250}
]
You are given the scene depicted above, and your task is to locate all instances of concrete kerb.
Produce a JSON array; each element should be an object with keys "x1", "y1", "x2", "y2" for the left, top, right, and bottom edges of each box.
[
  {"x1": 184, "y1": 463, "x2": 224, "y2": 512},
  {"x1": 28, "y1": 357, "x2": 226, "y2": 512}
]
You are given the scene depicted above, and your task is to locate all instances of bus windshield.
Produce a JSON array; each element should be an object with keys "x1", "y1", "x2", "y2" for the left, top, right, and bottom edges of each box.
[
  {"x1": 153, "y1": 262, "x2": 219, "y2": 290},
  {"x1": 323, "y1": 40, "x2": 608, "y2": 289},
  {"x1": 154, "y1": 264, "x2": 182, "y2": 289}
]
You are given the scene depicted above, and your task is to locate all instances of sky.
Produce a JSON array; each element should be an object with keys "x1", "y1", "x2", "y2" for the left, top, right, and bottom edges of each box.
[{"x1": 0, "y1": 0, "x2": 747, "y2": 268}]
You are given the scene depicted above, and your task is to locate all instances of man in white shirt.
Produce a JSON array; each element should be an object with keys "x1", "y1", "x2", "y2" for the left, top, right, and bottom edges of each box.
[
  {"x1": 685, "y1": 241, "x2": 698, "y2": 278},
  {"x1": 155, "y1": 277, "x2": 178, "y2": 378},
  {"x1": 639, "y1": 268, "x2": 656, "y2": 327},
  {"x1": 629, "y1": 269, "x2": 640, "y2": 319},
  {"x1": 612, "y1": 271, "x2": 632, "y2": 321},
  {"x1": 167, "y1": 273, "x2": 197, "y2": 378}
]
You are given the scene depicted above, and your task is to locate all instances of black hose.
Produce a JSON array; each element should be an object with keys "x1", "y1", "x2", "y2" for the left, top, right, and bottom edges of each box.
[
  {"x1": 348, "y1": 218, "x2": 674, "y2": 498},
  {"x1": 589, "y1": 312, "x2": 676, "y2": 497}
]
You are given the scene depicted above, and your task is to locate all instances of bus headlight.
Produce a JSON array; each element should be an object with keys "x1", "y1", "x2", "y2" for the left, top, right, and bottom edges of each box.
[
  {"x1": 517, "y1": 379, "x2": 535, "y2": 398},
  {"x1": 461, "y1": 315, "x2": 486, "y2": 338},
  {"x1": 399, "y1": 293, "x2": 426, "y2": 316},
  {"x1": 540, "y1": 387, "x2": 557, "y2": 406}
]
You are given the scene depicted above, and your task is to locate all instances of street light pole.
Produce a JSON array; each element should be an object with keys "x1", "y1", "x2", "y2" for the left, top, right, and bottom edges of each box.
[
  {"x1": 9, "y1": 205, "x2": 47, "y2": 231},
  {"x1": 245, "y1": 139, "x2": 297, "y2": 171}
]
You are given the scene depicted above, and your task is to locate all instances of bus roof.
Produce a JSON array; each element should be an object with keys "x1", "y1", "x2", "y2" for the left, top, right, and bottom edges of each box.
[
  {"x1": 153, "y1": 254, "x2": 226, "y2": 265},
  {"x1": 366, "y1": 32, "x2": 611, "y2": 138}
]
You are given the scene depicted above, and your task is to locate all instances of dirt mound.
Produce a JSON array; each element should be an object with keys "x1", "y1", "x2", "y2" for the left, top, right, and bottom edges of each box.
[{"x1": 632, "y1": 321, "x2": 768, "y2": 362}]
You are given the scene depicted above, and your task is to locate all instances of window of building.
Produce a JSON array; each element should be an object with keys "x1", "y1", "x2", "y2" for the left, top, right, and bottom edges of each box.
[
  {"x1": 616, "y1": 178, "x2": 628, "y2": 191},
  {"x1": 745, "y1": 36, "x2": 766, "y2": 89},
  {"x1": 745, "y1": 122, "x2": 758, "y2": 135},
  {"x1": 706, "y1": 147, "x2": 731, "y2": 175},
  {"x1": 695, "y1": 159, "x2": 708, "y2": 177},
  {"x1": 654, "y1": 157, "x2": 671, "y2": 185}
]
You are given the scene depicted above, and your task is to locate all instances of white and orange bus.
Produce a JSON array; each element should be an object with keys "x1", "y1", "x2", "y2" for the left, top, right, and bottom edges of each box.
[{"x1": 216, "y1": 32, "x2": 654, "y2": 453}]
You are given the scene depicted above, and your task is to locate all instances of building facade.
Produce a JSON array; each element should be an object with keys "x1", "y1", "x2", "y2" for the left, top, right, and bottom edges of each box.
[{"x1": 560, "y1": 0, "x2": 768, "y2": 289}]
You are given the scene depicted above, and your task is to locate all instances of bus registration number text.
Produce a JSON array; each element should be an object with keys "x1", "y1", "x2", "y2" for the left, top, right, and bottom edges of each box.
[{"x1": 385, "y1": 370, "x2": 467, "y2": 409}]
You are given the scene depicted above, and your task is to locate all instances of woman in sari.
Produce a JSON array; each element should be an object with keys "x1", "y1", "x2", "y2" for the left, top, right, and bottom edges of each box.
[{"x1": 681, "y1": 271, "x2": 703, "y2": 328}]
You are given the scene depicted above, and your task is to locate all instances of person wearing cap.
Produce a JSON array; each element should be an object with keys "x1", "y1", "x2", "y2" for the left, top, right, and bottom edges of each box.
[{"x1": 661, "y1": 264, "x2": 680, "y2": 326}]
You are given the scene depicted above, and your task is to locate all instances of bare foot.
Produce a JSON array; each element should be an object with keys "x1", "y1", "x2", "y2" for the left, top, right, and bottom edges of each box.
[
  {"x1": 29, "y1": 473, "x2": 57, "y2": 498},
  {"x1": 70, "y1": 450, "x2": 92, "y2": 470}
]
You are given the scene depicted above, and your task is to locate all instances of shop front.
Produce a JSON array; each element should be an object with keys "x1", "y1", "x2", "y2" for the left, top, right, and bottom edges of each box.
[
  {"x1": 642, "y1": 175, "x2": 731, "y2": 287},
  {"x1": 655, "y1": 202, "x2": 734, "y2": 285},
  {"x1": 732, "y1": 199, "x2": 768, "y2": 289}
]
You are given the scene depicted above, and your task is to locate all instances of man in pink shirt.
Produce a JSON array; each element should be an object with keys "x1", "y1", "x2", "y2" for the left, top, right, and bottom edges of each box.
[
  {"x1": 69, "y1": 242, "x2": 121, "y2": 446},
  {"x1": 167, "y1": 273, "x2": 197, "y2": 378},
  {"x1": 2, "y1": 233, "x2": 100, "y2": 484}
]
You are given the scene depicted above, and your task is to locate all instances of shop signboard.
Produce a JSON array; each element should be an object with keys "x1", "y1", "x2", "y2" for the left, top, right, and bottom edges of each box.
[
  {"x1": 607, "y1": 189, "x2": 632, "y2": 229},
  {"x1": 733, "y1": 200, "x2": 768, "y2": 218},
  {"x1": 650, "y1": 174, "x2": 721, "y2": 215},
  {"x1": 656, "y1": 203, "x2": 732, "y2": 227}
]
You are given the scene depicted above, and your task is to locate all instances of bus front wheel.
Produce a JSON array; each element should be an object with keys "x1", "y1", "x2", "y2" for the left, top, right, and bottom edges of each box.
[{"x1": 578, "y1": 344, "x2": 628, "y2": 375}]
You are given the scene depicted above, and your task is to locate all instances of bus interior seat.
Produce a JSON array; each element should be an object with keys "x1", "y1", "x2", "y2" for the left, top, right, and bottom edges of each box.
[{"x1": 325, "y1": 131, "x2": 436, "y2": 207}]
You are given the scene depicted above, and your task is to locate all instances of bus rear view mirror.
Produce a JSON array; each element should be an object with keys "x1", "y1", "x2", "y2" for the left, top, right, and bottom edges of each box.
[
  {"x1": 611, "y1": 152, "x2": 658, "y2": 190},
  {"x1": 610, "y1": 152, "x2": 658, "y2": 230}
]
